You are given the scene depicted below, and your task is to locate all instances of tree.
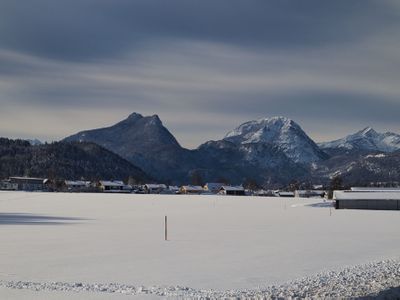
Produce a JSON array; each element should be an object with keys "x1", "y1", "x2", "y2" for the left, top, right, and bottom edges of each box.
[
  {"x1": 190, "y1": 170, "x2": 204, "y2": 186},
  {"x1": 243, "y1": 178, "x2": 260, "y2": 191},
  {"x1": 288, "y1": 180, "x2": 300, "y2": 192},
  {"x1": 216, "y1": 177, "x2": 229, "y2": 185},
  {"x1": 328, "y1": 175, "x2": 343, "y2": 199},
  {"x1": 128, "y1": 176, "x2": 138, "y2": 186}
]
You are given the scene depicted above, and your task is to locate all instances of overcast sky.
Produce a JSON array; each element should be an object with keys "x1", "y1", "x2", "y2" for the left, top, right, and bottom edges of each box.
[{"x1": 1, "y1": 0, "x2": 399, "y2": 148}]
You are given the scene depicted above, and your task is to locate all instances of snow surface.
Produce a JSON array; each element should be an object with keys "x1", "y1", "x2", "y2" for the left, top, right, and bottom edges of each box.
[
  {"x1": 0, "y1": 191, "x2": 399, "y2": 299},
  {"x1": 334, "y1": 190, "x2": 400, "y2": 200}
]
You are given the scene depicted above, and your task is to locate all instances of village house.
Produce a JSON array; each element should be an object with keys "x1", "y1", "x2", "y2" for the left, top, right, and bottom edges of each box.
[
  {"x1": 99, "y1": 181, "x2": 131, "y2": 193},
  {"x1": 143, "y1": 184, "x2": 167, "y2": 194},
  {"x1": 203, "y1": 183, "x2": 224, "y2": 194},
  {"x1": 157, "y1": 185, "x2": 179, "y2": 194},
  {"x1": 180, "y1": 185, "x2": 204, "y2": 195},
  {"x1": 166, "y1": 185, "x2": 180, "y2": 194},
  {"x1": 64, "y1": 180, "x2": 91, "y2": 192},
  {"x1": 219, "y1": 185, "x2": 245, "y2": 196}
]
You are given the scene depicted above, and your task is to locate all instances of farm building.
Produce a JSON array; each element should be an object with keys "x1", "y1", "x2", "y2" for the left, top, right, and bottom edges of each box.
[
  {"x1": 65, "y1": 180, "x2": 91, "y2": 192},
  {"x1": 99, "y1": 181, "x2": 131, "y2": 193},
  {"x1": 219, "y1": 186, "x2": 245, "y2": 196},
  {"x1": 168, "y1": 186, "x2": 180, "y2": 194},
  {"x1": 0, "y1": 179, "x2": 18, "y2": 191},
  {"x1": 180, "y1": 185, "x2": 204, "y2": 194},
  {"x1": 294, "y1": 190, "x2": 325, "y2": 198},
  {"x1": 9, "y1": 177, "x2": 47, "y2": 191},
  {"x1": 350, "y1": 187, "x2": 400, "y2": 192},
  {"x1": 144, "y1": 184, "x2": 167, "y2": 194},
  {"x1": 334, "y1": 190, "x2": 400, "y2": 210},
  {"x1": 278, "y1": 191, "x2": 295, "y2": 197},
  {"x1": 204, "y1": 183, "x2": 224, "y2": 194},
  {"x1": 253, "y1": 189, "x2": 276, "y2": 197}
]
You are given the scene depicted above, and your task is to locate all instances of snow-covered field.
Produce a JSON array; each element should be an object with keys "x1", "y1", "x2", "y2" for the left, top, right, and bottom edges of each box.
[{"x1": 0, "y1": 191, "x2": 399, "y2": 299}]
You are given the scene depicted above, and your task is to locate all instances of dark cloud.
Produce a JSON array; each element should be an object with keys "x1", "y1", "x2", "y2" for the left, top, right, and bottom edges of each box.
[{"x1": 0, "y1": 0, "x2": 398, "y2": 61}]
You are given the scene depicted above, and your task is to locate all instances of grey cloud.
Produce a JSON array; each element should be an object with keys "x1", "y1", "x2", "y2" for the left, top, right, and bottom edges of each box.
[{"x1": 0, "y1": 0, "x2": 398, "y2": 61}]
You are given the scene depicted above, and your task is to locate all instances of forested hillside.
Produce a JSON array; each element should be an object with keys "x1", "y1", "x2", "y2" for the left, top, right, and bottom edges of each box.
[{"x1": 0, "y1": 138, "x2": 148, "y2": 182}]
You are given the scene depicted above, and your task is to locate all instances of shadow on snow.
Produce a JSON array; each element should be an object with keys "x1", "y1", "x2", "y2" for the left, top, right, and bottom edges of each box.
[
  {"x1": 306, "y1": 201, "x2": 334, "y2": 208},
  {"x1": 0, "y1": 213, "x2": 87, "y2": 225}
]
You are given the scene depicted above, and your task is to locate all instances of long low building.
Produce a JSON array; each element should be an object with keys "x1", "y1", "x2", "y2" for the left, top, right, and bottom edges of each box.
[
  {"x1": 0, "y1": 179, "x2": 18, "y2": 190},
  {"x1": 9, "y1": 177, "x2": 47, "y2": 191},
  {"x1": 219, "y1": 185, "x2": 245, "y2": 196},
  {"x1": 99, "y1": 181, "x2": 131, "y2": 193},
  {"x1": 334, "y1": 190, "x2": 400, "y2": 210}
]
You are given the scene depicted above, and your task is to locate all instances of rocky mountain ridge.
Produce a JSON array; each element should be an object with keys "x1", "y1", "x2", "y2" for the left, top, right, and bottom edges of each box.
[
  {"x1": 62, "y1": 112, "x2": 400, "y2": 186},
  {"x1": 319, "y1": 127, "x2": 400, "y2": 153}
]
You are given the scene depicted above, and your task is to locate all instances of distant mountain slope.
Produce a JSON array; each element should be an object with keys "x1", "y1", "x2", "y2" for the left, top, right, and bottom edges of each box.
[
  {"x1": 196, "y1": 140, "x2": 309, "y2": 185},
  {"x1": 64, "y1": 113, "x2": 196, "y2": 182},
  {"x1": 223, "y1": 116, "x2": 327, "y2": 163},
  {"x1": 319, "y1": 127, "x2": 400, "y2": 153},
  {"x1": 192, "y1": 116, "x2": 326, "y2": 185},
  {"x1": 312, "y1": 150, "x2": 400, "y2": 185},
  {"x1": 0, "y1": 138, "x2": 148, "y2": 181}
]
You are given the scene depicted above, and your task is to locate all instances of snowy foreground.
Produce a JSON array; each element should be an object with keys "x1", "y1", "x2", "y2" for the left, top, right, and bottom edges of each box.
[{"x1": 0, "y1": 192, "x2": 399, "y2": 299}]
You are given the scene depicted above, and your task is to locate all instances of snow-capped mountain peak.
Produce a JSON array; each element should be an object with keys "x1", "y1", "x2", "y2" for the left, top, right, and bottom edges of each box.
[
  {"x1": 224, "y1": 116, "x2": 326, "y2": 163},
  {"x1": 319, "y1": 127, "x2": 400, "y2": 152},
  {"x1": 358, "y1": 127, "x2": 379, "y2": 138},
  {"x1": 224, "y1": 116, "x2": 297, "y2": 143}
]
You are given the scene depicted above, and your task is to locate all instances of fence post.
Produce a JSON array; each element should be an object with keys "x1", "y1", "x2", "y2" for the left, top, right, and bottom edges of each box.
[{"x1": 164, "y1": 215, "x2": 168, "y2": 241}]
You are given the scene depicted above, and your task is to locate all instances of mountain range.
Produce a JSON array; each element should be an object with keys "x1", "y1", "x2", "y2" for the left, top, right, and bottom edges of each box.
[{"x1": 63, "y1": 113, "x2": 400, "y2": 186}]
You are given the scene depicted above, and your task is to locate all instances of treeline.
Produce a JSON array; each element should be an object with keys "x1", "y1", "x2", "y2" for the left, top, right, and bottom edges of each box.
[{"x1": 0, "y1": 138, "x2": 149, "y2": 182}]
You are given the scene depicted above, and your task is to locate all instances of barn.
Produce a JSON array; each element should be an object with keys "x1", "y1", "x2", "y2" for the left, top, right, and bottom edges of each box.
[{"x1": 334, "y1": 190, "x2": 400, "y2": 210}]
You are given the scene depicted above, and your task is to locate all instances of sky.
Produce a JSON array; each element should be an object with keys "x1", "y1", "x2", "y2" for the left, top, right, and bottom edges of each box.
[{"x1": 0, "y1": 0, "x2": 400, "y2": 149}]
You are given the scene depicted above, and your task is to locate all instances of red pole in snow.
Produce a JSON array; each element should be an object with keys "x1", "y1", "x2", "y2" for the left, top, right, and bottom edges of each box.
[{"x1": 164, "y1": 215, "x2": 168, "y2": 241}]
